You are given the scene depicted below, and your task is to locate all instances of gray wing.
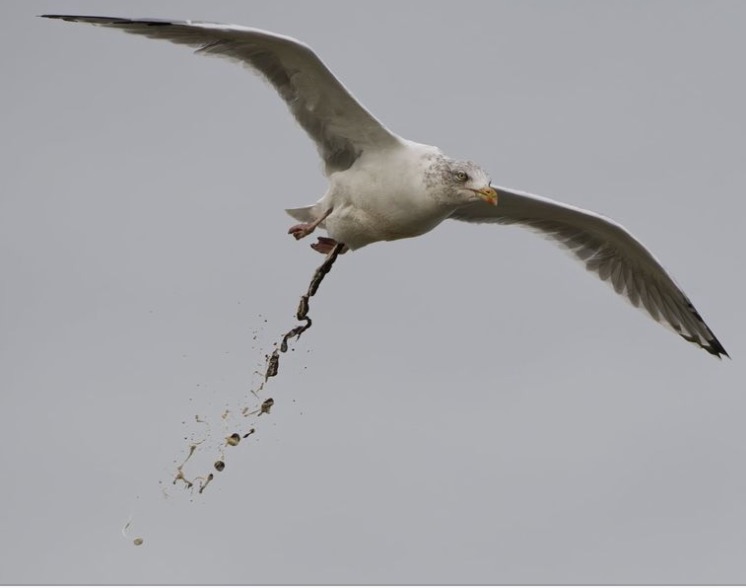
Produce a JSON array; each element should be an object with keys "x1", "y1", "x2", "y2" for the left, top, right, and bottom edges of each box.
[
  {"x1": 451, "y1": 186, "x2": 728, "y2": 357},
  {"x1": 41, "y1": 15, "x2": 401, "y2": 174}
]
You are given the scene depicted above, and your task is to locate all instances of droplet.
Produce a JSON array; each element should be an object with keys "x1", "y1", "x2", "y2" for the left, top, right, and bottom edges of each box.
[{"x1": 259, "y1": 398, "x2": 274, "y2": 415}]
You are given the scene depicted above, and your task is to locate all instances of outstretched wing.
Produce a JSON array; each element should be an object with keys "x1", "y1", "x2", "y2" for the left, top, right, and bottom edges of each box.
[
  {"x1": 41, "y1": 15, "x2": 401, "y2": 173},
  {"x1": 450, "y1": 186, "x2": 728, "y2": 357}
]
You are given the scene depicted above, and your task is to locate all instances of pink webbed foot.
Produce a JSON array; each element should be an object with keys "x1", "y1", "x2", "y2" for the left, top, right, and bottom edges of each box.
[
  {"x1": 288, "y1": 223, "x2": 317, "y2": 240},
  {"x1": 287, "y1": 207, "x2": 334, "y2": 241},
  {"x1": 310, "y1": 237, "x2": 347, "y2": 255}
]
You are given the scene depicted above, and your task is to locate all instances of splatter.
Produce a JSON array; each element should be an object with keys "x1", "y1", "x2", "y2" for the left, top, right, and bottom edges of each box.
[
  {"x1": 198, "y1": 473, "x2": 214, "y2": 494},
  {"x1": 265, "y1": 350, "x2": 280, "y2": 380},
  {"x1": 258, "y1": 398, "x2": 274, "y2": 416},
  {"x1": 172, "y1": 443, "x2": 200, "y2": 489},
  {"x1": 168, "y1": 244, "x2": 344, "y2": 497},
  {"x1": 123, "y1": 516, "x2": 144, "y2": 547}
]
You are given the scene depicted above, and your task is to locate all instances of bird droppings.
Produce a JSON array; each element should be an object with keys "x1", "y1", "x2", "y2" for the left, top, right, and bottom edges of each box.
[
  {"x1": 173, "y1": 467, "x2": 194, "y2": 490},
  {"x1": 297, "y1": 295, "x2": 309, "y2": 321},
  {"x1": 262, "y1": 242, "x2": 343, "y2": 383},
  {"x1": 307, "y1": 245, "x2": 343, "y2": 296},
  {"x1": 258, "y1": 398, "x2": 274, "y2": 415},
  {"x1": 168, "y1": 245, "x2": 343, "y2": 496},
  {"x1": 122, "y1": 518, "x2": 134, "y2": 539},
  {"x1": 172, "y1": 443, "x2": 200, "y2": 489},
  {"x1": 198, "y1": 473, "x2": 214, "y2": 494},
  {"x1": 122, "y1": 517, "x2": 144, "y2": 547},
  {"x1": 280, "y1": 323, "x2": 310, "y2": 353},
  {"x1": 265, "y1": 350, "x2": 280, "y2": 380}
]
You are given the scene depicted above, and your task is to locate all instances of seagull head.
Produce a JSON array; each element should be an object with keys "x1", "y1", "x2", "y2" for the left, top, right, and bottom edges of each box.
[{"x1": 446, "y1": 160, "x2": 498, "y2": 206}]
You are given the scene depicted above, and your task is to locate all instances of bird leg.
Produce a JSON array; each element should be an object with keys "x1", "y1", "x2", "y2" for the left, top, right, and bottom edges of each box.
[
  {"x1": 288, "y1": 207, "x2": 333, "y2": 240},
  {"x1": 310, "y1": 236, "x2": 348, "y2": 255}
]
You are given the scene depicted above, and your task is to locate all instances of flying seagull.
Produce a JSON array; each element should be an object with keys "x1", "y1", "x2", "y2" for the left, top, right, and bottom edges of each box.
[{"x1": 42, "y1": 15, "x2": 728, "y2": 358}]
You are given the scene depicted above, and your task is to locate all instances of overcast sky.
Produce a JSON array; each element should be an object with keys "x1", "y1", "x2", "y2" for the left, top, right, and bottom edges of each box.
[{"x1": 2, "y1": 0, "x2": 745, "y2": 584}]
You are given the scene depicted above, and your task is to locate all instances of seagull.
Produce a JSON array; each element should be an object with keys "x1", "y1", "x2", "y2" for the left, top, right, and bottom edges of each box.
[{"x1": 42, "y1": 15, "x2": 728, "y2": 358}]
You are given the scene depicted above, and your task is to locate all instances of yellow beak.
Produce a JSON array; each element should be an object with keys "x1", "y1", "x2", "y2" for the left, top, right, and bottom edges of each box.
[{"x1": 475, "y1": 186, "x2": 498, "y2": 206}]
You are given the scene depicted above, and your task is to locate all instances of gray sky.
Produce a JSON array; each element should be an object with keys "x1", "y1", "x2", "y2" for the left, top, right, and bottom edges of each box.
[{"x1": 2, "y1": 0, "x2": 745, "y2": 584}]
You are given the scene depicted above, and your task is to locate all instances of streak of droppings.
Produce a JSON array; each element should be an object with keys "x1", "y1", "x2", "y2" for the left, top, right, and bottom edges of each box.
[{"x1": 170, "y1": 244, "x2": 344, "y2": 496}]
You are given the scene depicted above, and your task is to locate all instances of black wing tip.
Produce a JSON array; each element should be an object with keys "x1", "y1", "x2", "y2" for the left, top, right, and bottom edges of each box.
[
  {"x1": 706, "y1": 338, "x2": 730, "y2": 360},
  {"x1": 683, "y1": 333, "x2": 730, "y2": 359},
  {"x1": 39, "y1": 15, "x2": 176, "y2": 26},
  {"x1": 40, "y1": 14, "x2": 111, "y2": 21}
]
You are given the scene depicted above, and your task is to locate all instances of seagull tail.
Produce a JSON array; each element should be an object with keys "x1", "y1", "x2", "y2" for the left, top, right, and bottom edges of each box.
[{"x1": 285, "y1": 205, "x2": 316, "y2": 223}]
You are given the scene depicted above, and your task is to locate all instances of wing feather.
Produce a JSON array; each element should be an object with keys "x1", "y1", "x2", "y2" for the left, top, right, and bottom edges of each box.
[
  {"x1": 41, "y1": 15, "x2": 401, "y2": 173},
  {"x1": 450, "y1": 186, "x2": 728, "y2": 357}
]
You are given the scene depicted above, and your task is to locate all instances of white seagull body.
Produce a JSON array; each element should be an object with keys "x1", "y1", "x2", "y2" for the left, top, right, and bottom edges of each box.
[{"x1": 42, "y1": 15, "x2": 728, "y2": 358}]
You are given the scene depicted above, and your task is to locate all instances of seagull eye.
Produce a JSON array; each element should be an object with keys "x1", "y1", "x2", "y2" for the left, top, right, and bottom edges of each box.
[{"x1": 455, "y1": 171, "x2": 468, "y2": 182}]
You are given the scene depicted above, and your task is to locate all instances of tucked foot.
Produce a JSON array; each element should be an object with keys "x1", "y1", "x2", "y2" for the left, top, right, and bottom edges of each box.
[
  {"x1": 310, "y1": 237, "x2": 347, "y2": 255},
  {"x1": 288, "y1": 223, "x2": 317, "y2": 240},
  {"x1": 287, "y1": 207, "x2": 334, "y2": 241}
]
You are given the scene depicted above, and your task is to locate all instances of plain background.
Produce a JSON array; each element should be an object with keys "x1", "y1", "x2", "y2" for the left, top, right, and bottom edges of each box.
[{"x1": 1, "y1": 0, "x2": 745, "y2": 584}]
